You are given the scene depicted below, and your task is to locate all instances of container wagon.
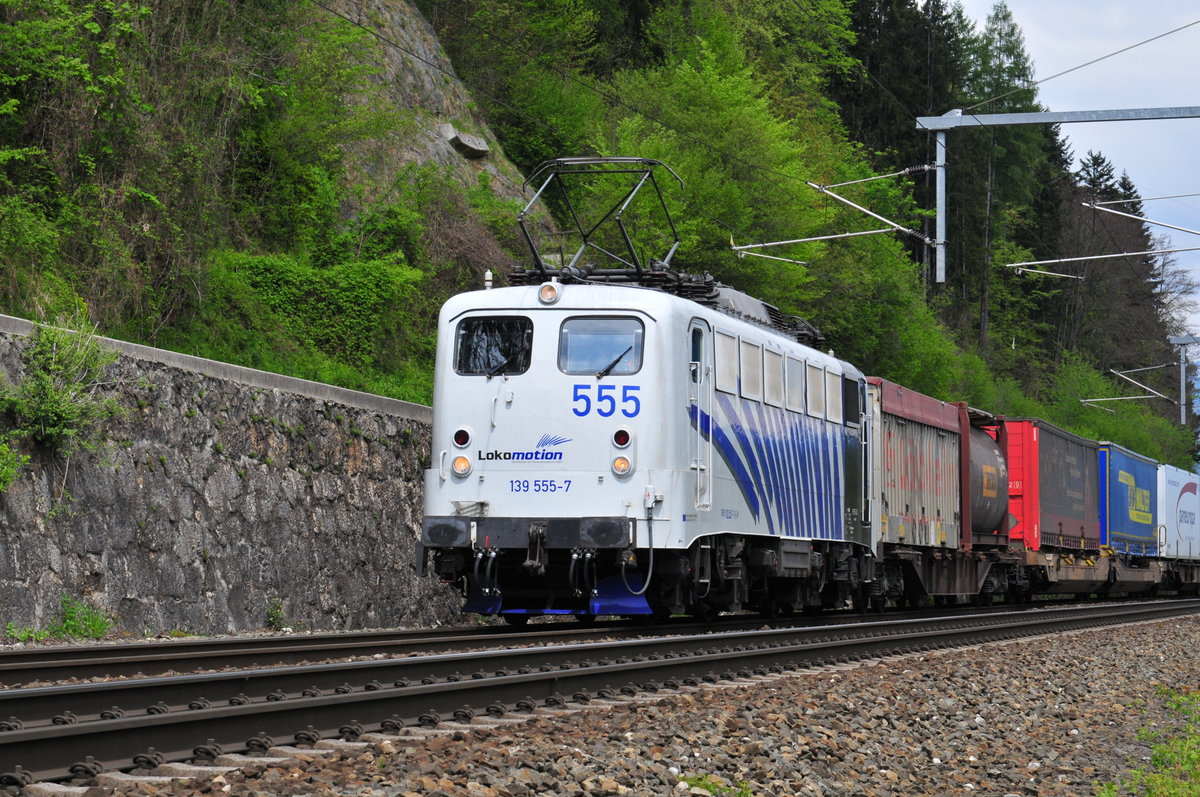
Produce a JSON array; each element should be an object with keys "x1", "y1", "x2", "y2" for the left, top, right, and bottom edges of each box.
[{"x1": 866, "y1": 378, "x2": 1011, "y2": 604}]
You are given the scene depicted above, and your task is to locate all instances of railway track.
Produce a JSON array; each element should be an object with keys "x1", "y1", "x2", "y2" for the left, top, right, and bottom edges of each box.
[
  {"x1": 0, "y1": 614, "x2": 822, "y2": 686},
  {"x1": 3, "y1": 598, "x2": 1198, "y2": 789},
  {"x1": 0, "y1": 598, "x2": 1091, "y2": 686}
]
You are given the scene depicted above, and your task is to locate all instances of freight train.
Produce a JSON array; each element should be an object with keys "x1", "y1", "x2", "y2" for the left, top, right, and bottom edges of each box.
[{"x1": 418, "y1": 158, "x2": 1200, "y2": 621}]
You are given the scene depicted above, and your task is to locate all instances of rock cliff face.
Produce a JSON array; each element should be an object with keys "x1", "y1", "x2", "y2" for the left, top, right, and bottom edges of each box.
[
  {"x1": 0, "y1": 317, "x2": 461, "y2": 634},
  {"x1": 0, "y1": 2, "x2": 521, "y2": 635},
  {"x1": 331, "y1": 0, "x2": 530, "y2": 207}
]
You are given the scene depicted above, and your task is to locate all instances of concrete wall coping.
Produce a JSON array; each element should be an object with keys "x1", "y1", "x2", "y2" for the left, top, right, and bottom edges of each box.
[{"x1": 0, "y1": 313, "x2": 432, "y2": 423}]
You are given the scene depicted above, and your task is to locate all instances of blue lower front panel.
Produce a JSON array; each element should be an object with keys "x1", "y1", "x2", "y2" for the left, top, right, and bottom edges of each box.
[{"x1": 464, "y1": 573, "x2": 652, "y2": 616}]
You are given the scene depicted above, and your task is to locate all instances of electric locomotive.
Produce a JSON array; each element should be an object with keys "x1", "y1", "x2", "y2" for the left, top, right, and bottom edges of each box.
[{"x1": 419, "y1": 158, "x2": 875, "y2": 620}]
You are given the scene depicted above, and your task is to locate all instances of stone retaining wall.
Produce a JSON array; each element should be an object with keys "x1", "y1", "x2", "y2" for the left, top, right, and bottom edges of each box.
[{"x1": 0, "y1": 315, "x2": 461, "y2": 635}]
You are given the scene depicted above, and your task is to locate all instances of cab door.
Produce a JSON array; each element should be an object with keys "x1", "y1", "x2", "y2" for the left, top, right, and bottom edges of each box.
[{"x1": 688, "y1": 320, "x2": 713, "y2": 510}]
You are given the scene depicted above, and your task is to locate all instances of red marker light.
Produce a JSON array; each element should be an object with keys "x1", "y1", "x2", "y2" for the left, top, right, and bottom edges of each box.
[
  {"x1": 613, "y1": 429, "x2": 631, "y2": 448},
  {"x1": 453, "y1": 428, "x2": 471, "y2": 447}
]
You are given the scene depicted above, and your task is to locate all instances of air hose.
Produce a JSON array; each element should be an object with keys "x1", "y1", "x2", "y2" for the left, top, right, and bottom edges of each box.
[{"x1": 620, "y1": 506, "x2": 656, "y2": 596}]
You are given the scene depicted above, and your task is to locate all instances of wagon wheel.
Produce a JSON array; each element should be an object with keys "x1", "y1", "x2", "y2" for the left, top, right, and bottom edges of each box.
[{"x1": 689, "y1": 602, "x2": 717, "y2": 623}]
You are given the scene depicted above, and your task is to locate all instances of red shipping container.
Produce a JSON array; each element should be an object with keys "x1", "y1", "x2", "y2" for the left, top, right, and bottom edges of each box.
[{"x1": 1001, "y1": 419, "x2": 1099, "y2": 551}]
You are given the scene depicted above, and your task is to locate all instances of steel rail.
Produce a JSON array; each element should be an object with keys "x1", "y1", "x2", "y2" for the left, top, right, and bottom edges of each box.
[
  {"x1": 0, "y1": 625, "x2": 561, "y2": 684},
  {"x1": 0, "y1": 614, "x2": 832, "y2": 685},
  {"x1": 0, "y1": 603, "x2": 1035, "y2": 685},
  {"x1": 0, "y1": 600, "x2": 1145, "y2": 725},
  {"x1": 2, "y1": 599, "x2": 1197, "y2": 785}
]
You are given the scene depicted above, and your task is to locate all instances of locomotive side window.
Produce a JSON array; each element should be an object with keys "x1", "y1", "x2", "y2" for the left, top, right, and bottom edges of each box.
[
  {"x1": 690, "y1": 327, "x2": 704, "y2": 383},
  {"x1": 842, "y1": 376, "x2": 862, "y2": 426},
  {"x1": 455, "y1": 316, "x2": 533, "y2": 376},
  {"x1": 806, "y1": 363, "x2": 825, "y2": 418},
  {"x1": 740, "y1": 340, "x2": 763, "y2": 401},
  {"x1": 715, "y1": 332, "x2": 738, "y2": 393},
  {"x1": 825, "y1": 370, "x2": 843, "y2": 424},
  {"x1": 764, "y1": 349, "x2": 784, "y2": 408},
  {"x1": 559, "y1": 317, "x2": 644, "y2": 375},
  {"x1": 785, "y1": 356, "x2": 805, "y2": 412}
]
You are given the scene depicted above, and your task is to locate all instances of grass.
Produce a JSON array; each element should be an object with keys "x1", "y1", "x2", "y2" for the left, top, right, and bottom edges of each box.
[
  {"x1": 1099, "y1": 687, "x2": 1200, "y2": 795},
  {"x1": 4, "y1": 595, "x2": 115, "y2": 641},
  {"x1": 681, "y1": 774, "x2": 754, "y2": 796}
]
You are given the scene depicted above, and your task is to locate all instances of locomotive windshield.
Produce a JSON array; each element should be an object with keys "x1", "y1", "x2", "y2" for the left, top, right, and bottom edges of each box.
[
  {"x1": 559, "y1": 317, "x2": 644, "y2": 376},
  {"x1": 455, "y1": 316, "x2": 533, "y2": 376}
]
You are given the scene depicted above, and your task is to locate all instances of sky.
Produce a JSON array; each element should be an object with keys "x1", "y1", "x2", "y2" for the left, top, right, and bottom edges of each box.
[{"x1": 952, "y1": 0, "x2": 1200, "y2": 335}]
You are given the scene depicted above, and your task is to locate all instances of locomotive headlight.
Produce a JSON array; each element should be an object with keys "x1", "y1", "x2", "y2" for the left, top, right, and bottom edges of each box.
[
  {"x1": 611, "y1": 455, "x2": 633, "y2": 476},
  {"x1": 538, "y1": 281, "x2": 562, "y2": 304},
  {"x1": 452, "y1": 455, "x2": 472, "y2": 477}
]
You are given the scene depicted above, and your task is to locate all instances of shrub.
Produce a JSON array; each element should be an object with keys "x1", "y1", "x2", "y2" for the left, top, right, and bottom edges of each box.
[
  {"x1": 0, "y1": 441, "x2": 28, "y2": 492},
  {"x1": 50, "y1": 595, "x2": 114, "y2": 639},
  {"x1": 0, "y1": 314, "x2": 119, "y2": 456}
]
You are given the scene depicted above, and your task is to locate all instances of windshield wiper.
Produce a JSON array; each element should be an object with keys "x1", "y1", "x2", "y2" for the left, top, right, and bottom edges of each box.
[
  {"x1": 596, "y1": 346, "x2": 633, "y2": 379},
  {"x1": 486, "y1": 341, "x2": 531, "y2": 378}
]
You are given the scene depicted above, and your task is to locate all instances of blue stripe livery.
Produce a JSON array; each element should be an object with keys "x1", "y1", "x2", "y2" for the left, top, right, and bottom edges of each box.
[{"x1": 690, "y1": 396, "x2": 844, "y2": 540}]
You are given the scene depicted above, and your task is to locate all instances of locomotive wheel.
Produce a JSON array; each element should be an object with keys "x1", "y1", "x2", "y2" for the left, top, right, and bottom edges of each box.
[
  {"x1": 690, "y1": 602, "x2": 717, "y2": 623},
  {"x1": 503, "y1": 615, "x2": 530, "y2": 627}
]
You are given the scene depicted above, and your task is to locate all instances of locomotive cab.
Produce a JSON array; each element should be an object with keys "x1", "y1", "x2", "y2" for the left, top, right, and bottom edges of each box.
[{"x1": 421, "y1": 281, "x2": 680, "y2": 618}]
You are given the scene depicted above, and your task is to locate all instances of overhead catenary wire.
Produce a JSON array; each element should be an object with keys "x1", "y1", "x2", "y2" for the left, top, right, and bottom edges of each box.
[
  {"x1": 964, "y1": 17, "x2": 1200, "y2": 112},
  {"x1": 1093, "y1": 193, "x2": 1200, "y2": 206},
  {"x1": 1007, "y1": 246, "x2": 1200, "y2": 270},
  {"x1": 1083, "y1": 202, "x2": 1200, "y2": 238}
]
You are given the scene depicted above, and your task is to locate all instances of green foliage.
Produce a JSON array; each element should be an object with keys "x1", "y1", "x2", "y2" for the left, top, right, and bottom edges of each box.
[
  {"x1": 233, "y1": 12, "x2": 394, "y2": 253},
  {"x1": 3, "y1": 622, "x2": 51, "y2": 643},
  {"x1": 0, "y1": 440, "x2": 28, "y2": 492},
  {"x1": 0, "y1": 0, "x2": 1192, "y2": 471},
  {"x1": 153, "y1": 247, "x2": 432, "y2": 403},
  {"x1": 51, "y1": 594, "x2": 114, "y2": 638},
  {"x1": 230, "y1": 253, "x2": 420, "y2": 366},
  {"x1": 4, "y1": 594, "x2": 114, "y2": 641},
  {"x1": 1101, "y1": 688, "x2": 1200, "y2": 795},
  {"x1": 1039, "y1": 355, "x2": 1193, "y2": 467},
  {"x1": 265, "y1": 596, "x2": 299, "y2": 631},
  {"x1": 0, "y1": 315, "x2": 118, "y2": 456},
  {"x1": 949, "y1": 348, "x2": 1194, "y2": 468},
  {"x1": 681, "y1": 774, "x2": 754, "y2": 797}
]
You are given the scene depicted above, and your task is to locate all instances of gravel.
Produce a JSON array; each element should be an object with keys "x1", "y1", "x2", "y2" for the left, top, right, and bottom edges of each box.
[{"x1": 91, "y1": 616, "x2": 1200, "y2": 795}]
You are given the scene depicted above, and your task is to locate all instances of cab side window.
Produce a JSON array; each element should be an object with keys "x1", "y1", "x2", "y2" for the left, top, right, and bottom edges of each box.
[{"x1": 455, "y1": 316, "x2": 532, "y2": 376}]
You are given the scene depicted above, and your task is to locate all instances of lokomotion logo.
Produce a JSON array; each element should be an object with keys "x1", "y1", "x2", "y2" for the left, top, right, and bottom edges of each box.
[{"x1": 478, "y1": 434, "x2": 571, "y2": 461}]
